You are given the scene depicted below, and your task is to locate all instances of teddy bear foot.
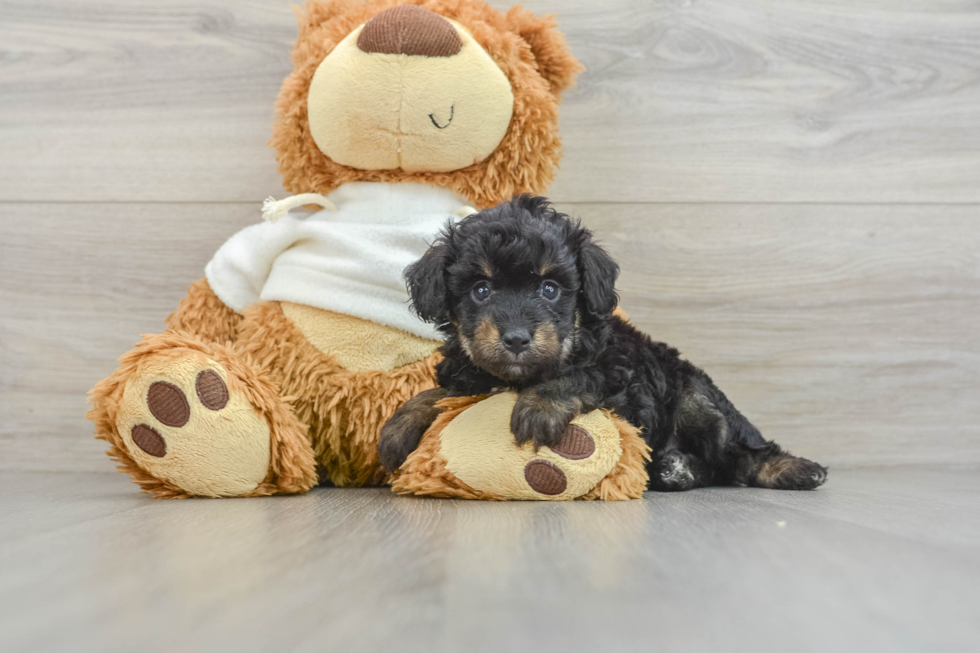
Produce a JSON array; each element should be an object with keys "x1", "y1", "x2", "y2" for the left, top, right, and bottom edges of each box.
[
  {"x1": 116, "y1": 357, "x2": 272, "y2": 498},
  {"x1": 88, "y1": 332, "x2": 317, "y2": 498},
  {"x1": 391, "y1": 393, "x2": 651, "y2": 501}
]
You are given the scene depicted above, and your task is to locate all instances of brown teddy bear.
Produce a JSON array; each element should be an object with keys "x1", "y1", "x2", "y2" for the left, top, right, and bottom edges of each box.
[{"x1": 88, "y1": 0, "x2": 650, "y2": 500}]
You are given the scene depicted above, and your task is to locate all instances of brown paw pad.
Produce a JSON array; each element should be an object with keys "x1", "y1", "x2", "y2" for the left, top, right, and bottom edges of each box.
[
  {"x1": 524, "y1": 460, "x2": 567, "y2": 496},
  {"x1": 551, "y1": 424, "x2": 595, "y2": 460},
  {"x1": 195, "y1": 370, "x2": 229, "y2": 411},
  {"x1": 147, "y1": 381, "x2": 190, "y2": 427},
  {"x1": 131, "y1": 424, "x2": 167, "y2": 457}
]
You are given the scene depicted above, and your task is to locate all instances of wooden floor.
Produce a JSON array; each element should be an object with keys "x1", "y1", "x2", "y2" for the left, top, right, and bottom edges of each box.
[{"x1": 1, "y1": 468, "x2": 978, "y2": 652}]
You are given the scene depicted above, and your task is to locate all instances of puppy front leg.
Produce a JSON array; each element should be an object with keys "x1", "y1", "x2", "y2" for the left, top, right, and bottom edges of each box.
[
  {"x1": 510, "y1": 379, "x2": 585, "y2": 450},
  {"x1": 378, "y1": 388, "x2": 447, "y2": 472}
]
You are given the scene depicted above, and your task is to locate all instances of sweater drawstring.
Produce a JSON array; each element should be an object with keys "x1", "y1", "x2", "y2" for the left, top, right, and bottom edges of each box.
[{"x1": 262, "y1": 194, "x2": 338, "y2": 222}]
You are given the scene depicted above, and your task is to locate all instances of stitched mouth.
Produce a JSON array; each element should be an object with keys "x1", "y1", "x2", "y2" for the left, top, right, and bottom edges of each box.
[
  {"x1": 429, "y1": 104, "x2": 454, "y2": 129},
  {"x1": 375, "y1": 105, "x2": 454, "y2": 138}
]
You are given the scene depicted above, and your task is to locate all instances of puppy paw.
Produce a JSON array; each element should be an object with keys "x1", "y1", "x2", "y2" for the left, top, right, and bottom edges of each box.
[
  {"x1": 754, "y1": 454, "x2": 828, "y2": 490},
  {"x1": 378, "y1": 388, "x2": 445, "y2": 472},
  {"x1": 510, "y1": 390, "x2": 580, "y2": 450},
  {"x1": 378, "y1": 417, "x2": 426, "y2": 473}
]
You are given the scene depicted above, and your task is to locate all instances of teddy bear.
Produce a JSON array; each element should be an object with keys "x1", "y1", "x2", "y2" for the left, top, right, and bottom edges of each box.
[{"x1": 87, "y1": 0, "x2": 650, "y2": 500}]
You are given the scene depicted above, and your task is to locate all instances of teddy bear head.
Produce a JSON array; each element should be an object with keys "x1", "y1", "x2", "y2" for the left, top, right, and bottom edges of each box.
[{"x1": 271, "y1": 0, "x2": 582, "y2": 208}]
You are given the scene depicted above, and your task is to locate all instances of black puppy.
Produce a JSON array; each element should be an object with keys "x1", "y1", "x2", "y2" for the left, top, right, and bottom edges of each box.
[{"x1": 379, "y1": 195, "x2": 827, "y2": 491}]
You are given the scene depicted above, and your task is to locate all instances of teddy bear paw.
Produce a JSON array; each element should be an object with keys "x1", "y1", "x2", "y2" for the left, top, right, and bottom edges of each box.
[
  {"x1": 114, "y1": 352, "x2": 273, "y2": 497},
  {"x1": 522, "y1": 425, "x2": 597, "y2": 495},
  {"x1": 428, "y1": 393, "x2": 624, "y2": 500}
]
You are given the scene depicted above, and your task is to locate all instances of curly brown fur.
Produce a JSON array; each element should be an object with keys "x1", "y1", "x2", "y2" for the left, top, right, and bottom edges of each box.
[
  {"x1": 271, "y1": 0, "x2": 583, "y2": 209},
  {"x1": 578, "y1": 414, "x2": 650, "y2": 501},
  {"x1": 382, "y1": 195, "x2": 828, "y2": 491},
  {"x1": 236, "y1": 301, "x2": 441, "y2": 487},
  {"x1": 165, "y1": 277, "x2": 242, "y2": 345}
]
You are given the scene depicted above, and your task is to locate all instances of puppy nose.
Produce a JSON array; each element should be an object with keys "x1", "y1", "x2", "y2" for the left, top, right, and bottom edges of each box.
[
  {"x1": 501, "y1": 329, "x2": 531, "y2": 355},
  {"x1": 357, "y1": 5, "x2": 463, "y2": 57}
]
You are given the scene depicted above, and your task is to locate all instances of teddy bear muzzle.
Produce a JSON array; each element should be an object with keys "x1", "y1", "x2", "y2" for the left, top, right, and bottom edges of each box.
[{"x1": 306, "y1": 6, "x2": 515, "y2": 173}]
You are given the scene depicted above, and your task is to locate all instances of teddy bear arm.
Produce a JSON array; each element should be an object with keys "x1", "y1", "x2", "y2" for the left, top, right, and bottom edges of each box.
[{"x1": 165, "y1": 277, "x2": 243, "y2": 344}]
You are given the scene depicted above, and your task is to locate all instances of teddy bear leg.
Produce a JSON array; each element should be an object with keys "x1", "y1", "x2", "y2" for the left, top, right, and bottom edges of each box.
[
  {"x1": 391, "y1": 393, "x2": 651, "y2": 501},
  {"x1": 88, "y1": 332, "x2": 316, "y2": 498}
]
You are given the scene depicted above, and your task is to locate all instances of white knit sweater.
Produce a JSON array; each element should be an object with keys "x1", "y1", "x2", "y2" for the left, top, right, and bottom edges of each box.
[{"x1": 205, "y1": 182, "x2": 467, "y2": 340}]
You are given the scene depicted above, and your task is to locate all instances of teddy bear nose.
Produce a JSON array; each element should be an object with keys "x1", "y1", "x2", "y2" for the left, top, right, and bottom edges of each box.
[
  {"x1": 357, "y1": 5, "x2": 463, "y2": 57},
  {"x1": 501, "y1": 329, "x2": 531, "y2": 355}
]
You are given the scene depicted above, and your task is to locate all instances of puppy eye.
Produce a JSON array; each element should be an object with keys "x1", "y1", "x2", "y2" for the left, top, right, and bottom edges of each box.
[
  {"x1": 541, "y1": 281, "x2": 561, "y2": 301},
  {"x1": 471, "y1": 281, "x2": 492, "y2": 303}
]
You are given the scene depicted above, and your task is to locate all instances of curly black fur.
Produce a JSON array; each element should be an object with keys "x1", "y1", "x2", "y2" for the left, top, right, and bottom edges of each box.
[{"x1": 380, "y1": 195, "x2": 827, "y2": 492}]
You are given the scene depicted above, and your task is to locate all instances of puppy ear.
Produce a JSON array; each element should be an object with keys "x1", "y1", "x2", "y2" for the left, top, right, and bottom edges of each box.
[
  {"x1": 405, "y1": 242, "x2": 450, "y2": 325},
  {"x1": 576, "y1": 233, "x2": 620, "y2": 318},
  {"x1": 506, "y1": 8, "x2": 584, "y2": 96}
]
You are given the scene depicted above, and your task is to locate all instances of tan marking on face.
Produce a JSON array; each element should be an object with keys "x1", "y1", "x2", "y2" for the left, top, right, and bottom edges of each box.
[
  {"x1": 461, "y1": 317, "x2": 508, "y2": 369},
  {"x1": 461, "y1": 318, "x2": 569, "y2": 380},
  {"x1": 458, "y1": 331, "x2": 476, "y2": 360},
  {"x1": 532, "y1": 322, "x2": 562, "y2": 360},
  {"x1": 474, "y1": 317, "x2": 501, "y2": 352},
  {"x1": 539, "y1": 261, "x2": 555, "y2": 276},
  {"x1": 479, "y1": 259, "x2": 494, "y2": 278}
]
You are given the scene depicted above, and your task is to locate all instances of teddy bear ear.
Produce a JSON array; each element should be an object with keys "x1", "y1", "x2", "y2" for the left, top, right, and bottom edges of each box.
[{"x1": 505, "y1": 7, "x2": 584, "y2": 96}]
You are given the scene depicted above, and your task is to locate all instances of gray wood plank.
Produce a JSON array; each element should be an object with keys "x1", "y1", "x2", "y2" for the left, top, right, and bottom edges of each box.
[
  {"x1": 2, "y1": 202, "x2": 978, "y2": 471},
  {"x1": 0, "y1": 0, "x2": 294, "y2": 203},
  {"x1": 1, "y1": 0, "x2": 979, "y2": 203},
  {"x1": 744, "y1": 464, "x2": 980, "y2": 551},
  {"x1": 547, "y1": 0, "x2": 980, "y2": 204},
  {"x1": 0, "y1": 471, "x2": 149, "y2": 542},
  {"x1": 0, "y1": 468, "x2": 978, "y2": 652},
  {"x1": 0, "y1": 202, "x2": 260, "y2": 471}
]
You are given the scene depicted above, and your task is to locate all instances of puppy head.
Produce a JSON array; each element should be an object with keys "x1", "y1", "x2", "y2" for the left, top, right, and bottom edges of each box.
[{"x1": 406, "y1": 195, "x2": 619, "y2": 382}]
